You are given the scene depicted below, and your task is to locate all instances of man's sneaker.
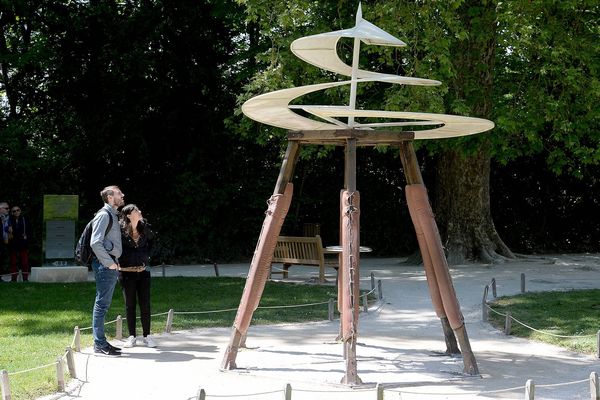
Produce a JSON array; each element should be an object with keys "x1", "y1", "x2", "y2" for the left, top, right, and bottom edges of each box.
[
  {"x1": 123, "y1": 335, "x2": 136, "y2": 348},
  {"x1": 107, "y1": 343, "x2": 122, "y2": 352},
  {"x1": 94, "y1": 345, "x2": 121, "y2": 357},
  {"x1": 142, "y1": 336, "x2": 157, "y2": 348}
]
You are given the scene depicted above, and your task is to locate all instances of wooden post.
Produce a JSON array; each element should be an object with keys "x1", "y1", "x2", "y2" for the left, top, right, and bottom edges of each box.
[
  {"x1": 196, "y1": 388, "x2": 206, "y2": 400},
  {"x1": 65, "y1": 347, "x2": 77, "y2": 379},
  {"x1": 521, "y1": 273, "x2": 526, "y2": 293},
  {"x1": 56, "y1": 357, "x2": 65, "y2": 392},
  {"x1": 482, "y1": 285, "x2": 489, "y2": 322},
  {"x1": 376, "y1": 383, "x2": 384, "y2": 400},
  {"x1": 339, "y1": 138, "x2": 362, "y2": 385},
  {"x1": 370, "y1": 272, "x2": 375, "y2": 291},
  {"x1": 491, "y1": 278, "x2": 497, "y2": 298},
  {"x1": 161, "y1": 262, "x2": 166, "y2": 278},
  {"x1": 165, "y1": 309, "x2": 174, "y2": 333},
  {"x1": 597, "y1": 331, "x2": 600, "y2": 359},
  {"x1": 1, "y1": 370, "x2": 11, "y2": 400},
  {"x1": 73, "y1": 326, "x2": 81, "y2": 352},
  {"x1": 362, "y1": 293, "x2": 368, "y2": 313},
  {"x1": 377, "y1": 280, "x2": 383, "y2": 300},
  {"x1": 213, "y1": 262, "x2": 220, "y2": 277},
  {"x1": 590, "y1": 371, "x2": 599, "y2": 400},
  {"x1": 504, "y1": 312, "x2": 512, "y2": 335},
  {"x1": 525, "y1": 379, "x2": 535, "y2": 400},
  {"x1": 284, "y1": 383, "x2": 292, "y2": 400},
  {"x1": 116, "y1": 315, "x2": 123, "y2": 340},
  {"x1": 328, "y1": 298, "x2": 335, "y2": 321}
]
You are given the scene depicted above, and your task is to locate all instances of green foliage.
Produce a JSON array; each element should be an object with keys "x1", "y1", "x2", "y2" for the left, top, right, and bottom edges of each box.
[{"x1": 493, "y1": 1, "x2": 600, "y2": 175}]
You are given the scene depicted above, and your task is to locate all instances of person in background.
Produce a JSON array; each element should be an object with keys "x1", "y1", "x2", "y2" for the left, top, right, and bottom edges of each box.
[
  {"x1": 90, "y1": 186, "x2": 125, "y2": 357},
  {"x1": 119, "y1": 204, "x2": 157, "y2": 348},
  {"x1": 0, "y1": 202, "x2": 9, "y2": 279},
  {"x1": 7, "y1": 205, "x2": 32, "y2": 282}
]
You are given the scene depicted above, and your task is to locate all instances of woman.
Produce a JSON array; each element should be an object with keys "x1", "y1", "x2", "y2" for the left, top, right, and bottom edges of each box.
[
  {"x1": 118, "y1": 204, "x2": 157, "y2": 348},
  {"x1": 7, "y1": 206, "x2": 32, "y2": 282}
]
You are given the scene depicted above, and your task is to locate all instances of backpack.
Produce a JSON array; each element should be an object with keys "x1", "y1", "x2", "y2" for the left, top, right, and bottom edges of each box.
[{"x1": 74, "y1": 209, "x2": 113, "y2": 266}]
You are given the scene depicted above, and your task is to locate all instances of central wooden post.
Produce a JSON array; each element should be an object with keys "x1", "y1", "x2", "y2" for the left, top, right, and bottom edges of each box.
[{"x1": 340, "y1": 138, "x2": 362, "y2": 384}]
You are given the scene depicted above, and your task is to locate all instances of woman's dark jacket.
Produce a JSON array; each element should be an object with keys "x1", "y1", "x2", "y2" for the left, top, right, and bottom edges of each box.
[
  {"x1": 8, "y1": 215, "x2": 32, "y2": 250},
  {"x1": 119, "y1": 221, "x2": 154, "y2": 268}
]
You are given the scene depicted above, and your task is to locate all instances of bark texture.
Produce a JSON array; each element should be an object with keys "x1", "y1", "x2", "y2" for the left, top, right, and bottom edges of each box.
[{"x1": 434, "y1": 149, "x2": 514, "y2": 264}]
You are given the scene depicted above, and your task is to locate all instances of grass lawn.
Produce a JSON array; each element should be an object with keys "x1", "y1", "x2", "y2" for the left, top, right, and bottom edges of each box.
[
  {"x1": 487, "y1": 289, "x2": 600, "y2": 354},
  {"x1": 0, "y1": 276, "x2": 337, "y2": 400}
]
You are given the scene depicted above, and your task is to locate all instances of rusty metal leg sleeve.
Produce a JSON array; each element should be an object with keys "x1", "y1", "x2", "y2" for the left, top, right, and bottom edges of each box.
[
  {"x1": 406, "y1": 184, "x2": 479, "y2": 375},
  {"x1": 221, "y1": 142, "x2": 299, "y2": 370},
  {"x1": 454, "y1": 325, "x2": 478, "y2": 375}
]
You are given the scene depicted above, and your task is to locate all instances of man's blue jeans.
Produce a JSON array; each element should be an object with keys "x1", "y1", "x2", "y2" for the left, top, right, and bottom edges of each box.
[{"x1": 92, "y1": 258, "x2": 118, "y2": 348}]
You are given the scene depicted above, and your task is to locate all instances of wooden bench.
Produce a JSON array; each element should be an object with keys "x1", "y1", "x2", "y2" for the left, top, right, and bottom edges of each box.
[{"x1": 271, "y1": 235, "x2": 337, "y2": 283}]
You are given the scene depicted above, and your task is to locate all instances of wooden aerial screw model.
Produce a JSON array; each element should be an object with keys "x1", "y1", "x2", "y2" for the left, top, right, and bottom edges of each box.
[{"x1": 221, "y1": 4, "x2": 493, "y2": 384}]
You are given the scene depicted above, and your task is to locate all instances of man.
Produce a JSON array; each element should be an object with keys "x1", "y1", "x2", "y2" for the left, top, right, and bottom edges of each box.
[
  {"x1": 0, "y1": 202, "x2": 9, "y2": 279},
  {"x1": 90, "y1": 185, "x2": 125, "y2": 356}
]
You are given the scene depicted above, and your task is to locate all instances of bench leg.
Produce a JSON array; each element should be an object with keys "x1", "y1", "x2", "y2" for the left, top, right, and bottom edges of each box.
[{"x1": 283, "y1": 264, "x2": 290, "y2": 279}]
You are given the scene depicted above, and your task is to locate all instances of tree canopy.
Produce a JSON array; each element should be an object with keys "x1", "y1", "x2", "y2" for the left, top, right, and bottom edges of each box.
[{"x1": 0, "y1": 0, "x2": 598, "y2": 264}]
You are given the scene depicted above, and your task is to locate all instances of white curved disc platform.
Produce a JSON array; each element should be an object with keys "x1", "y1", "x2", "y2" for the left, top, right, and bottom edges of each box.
[{"x1": 241, "y1": 4, "x2": 494, "y2": 139}]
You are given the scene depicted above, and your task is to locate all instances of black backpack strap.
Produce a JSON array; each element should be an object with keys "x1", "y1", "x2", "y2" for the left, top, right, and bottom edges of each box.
[{"x1": 104, "y1": 209, "x2": 113, "y2": 236}]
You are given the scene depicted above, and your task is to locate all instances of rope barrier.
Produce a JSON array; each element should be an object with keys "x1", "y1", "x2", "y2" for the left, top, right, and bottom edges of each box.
[
  {"x1": 509, "y1": 313, "x2": 596, "y2": 338},
  {"x1": 150, "y1": 311, "x2": 170, "y2": 317},
  {"x1": 536, "y1": 378, "x2": 589, "y2": 388},
  {"x1": 205, "y1": 389, "x2": 282, "y2": 397},
  {"x1": 8, "y1": 361, "x2": 58, "y2": 376},
  {"x1": 388, "y1": 384, "x2": 527, "y2": 395},
  {"x1": 295, "y1": 387, "x2": 372, "y2": 393},
  {"x1": 174, "y1": 308, "x2": 239, "y2": 315},
  {"x1": 257, "y1": 301, "x2": 330, "y2": 309}
]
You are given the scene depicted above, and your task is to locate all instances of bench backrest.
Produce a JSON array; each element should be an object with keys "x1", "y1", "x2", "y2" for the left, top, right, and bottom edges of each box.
[{"x1": 272, "y1": 235, "x2": 325, "y2": 266}]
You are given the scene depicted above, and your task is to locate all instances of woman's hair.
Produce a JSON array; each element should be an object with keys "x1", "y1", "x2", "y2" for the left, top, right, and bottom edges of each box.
[{"x1": 119, "y1": 204, "x2": 139, "y2": 233}]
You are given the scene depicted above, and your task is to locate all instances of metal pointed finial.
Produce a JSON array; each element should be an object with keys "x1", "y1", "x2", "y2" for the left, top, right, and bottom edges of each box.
[{"x1": 356, "y1": 3, "x2": 362, "y2": 24}]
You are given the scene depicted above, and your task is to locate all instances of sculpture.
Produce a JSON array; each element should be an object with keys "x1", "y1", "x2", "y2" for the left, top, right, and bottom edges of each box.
[{"x1": 221, "y1": 3, "x2": 492, "y2": 384}]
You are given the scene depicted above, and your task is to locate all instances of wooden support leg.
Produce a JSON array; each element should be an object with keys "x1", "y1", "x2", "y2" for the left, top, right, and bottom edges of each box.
[
  {"x1": 221, "y1": 142, "x2": 299, "y2": 370},
  {"x1": 400, "y1": 142, "x2": 479, "y2": 375},
  {"x1": 401, "y1": 143, "x2": 460, "y2": 355}
]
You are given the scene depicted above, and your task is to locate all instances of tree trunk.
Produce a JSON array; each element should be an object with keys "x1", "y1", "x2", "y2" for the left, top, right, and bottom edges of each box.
[
  {"x1": 434, "y1": 148, "x2": 514, "y2": 264},
  {"x1": 433, "y1": 0, "x2": 515, "y2": 264}
]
